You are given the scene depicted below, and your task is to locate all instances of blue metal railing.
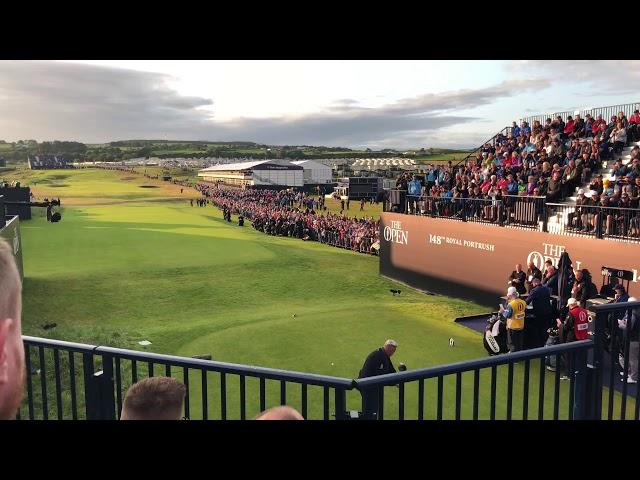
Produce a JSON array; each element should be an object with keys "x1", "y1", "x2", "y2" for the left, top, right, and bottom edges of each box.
[{"x1": 18, "y1": 301, "x2": 640, "y2": 420}]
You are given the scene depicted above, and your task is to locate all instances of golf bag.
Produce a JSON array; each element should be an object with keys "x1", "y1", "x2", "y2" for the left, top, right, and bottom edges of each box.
[
  {"x1": 545, "y1": 328, "x2": 563, "y2": 370},
  {"x1": 483, "y1": 314, "x2": 509, "y2": 356}
]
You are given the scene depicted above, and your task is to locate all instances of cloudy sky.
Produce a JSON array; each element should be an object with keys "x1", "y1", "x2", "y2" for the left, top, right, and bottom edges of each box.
[{"x1": 0, "y1": 60, "x2": 638, "y2": 149}]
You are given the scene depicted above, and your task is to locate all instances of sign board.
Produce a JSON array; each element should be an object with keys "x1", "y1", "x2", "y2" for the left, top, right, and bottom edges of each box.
[{"x1": 380, "y1": 213, "x2": 640, "y2": 306}]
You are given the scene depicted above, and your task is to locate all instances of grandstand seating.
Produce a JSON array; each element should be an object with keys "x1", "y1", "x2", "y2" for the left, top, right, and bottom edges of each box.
[
  {"x1": 390, "y1": 103, "x2": 640, "y2": 242},
  {"x1": 28, "y1": 155, "x2": 73, "y2": 170}
]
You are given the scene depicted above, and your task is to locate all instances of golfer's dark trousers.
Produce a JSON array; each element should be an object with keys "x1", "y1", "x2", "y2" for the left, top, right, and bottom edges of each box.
[
  {"x1": 361, "y1": 387, "x2": 381, "y2": 420},
  {"x1": 507, "y1": 328, "x2": 524, "y2": 352}
]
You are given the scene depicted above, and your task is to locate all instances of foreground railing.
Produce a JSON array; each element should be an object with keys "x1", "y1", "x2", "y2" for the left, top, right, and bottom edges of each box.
[
  {"x1": 19, "y1": 336, "x2": 355, "y2": 420},
  {"x1": 18, "y1": 302, "x2": 639, "y2": 420},
  {"x1": 358, "y1": 341, "x2": 591, "y2": 420}
]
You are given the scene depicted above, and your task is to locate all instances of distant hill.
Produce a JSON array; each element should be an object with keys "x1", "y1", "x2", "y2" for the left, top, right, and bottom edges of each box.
[{"x1": 0, "y1": 139, "x2": 471, "y2": 163}]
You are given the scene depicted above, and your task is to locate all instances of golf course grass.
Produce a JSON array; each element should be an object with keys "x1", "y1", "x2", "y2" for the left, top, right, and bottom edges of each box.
[{"x1": 3, "y1": 166, "x2": 634, "y2": 419}]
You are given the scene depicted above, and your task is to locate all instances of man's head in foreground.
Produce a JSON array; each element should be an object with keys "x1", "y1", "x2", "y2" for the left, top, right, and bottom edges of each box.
[
  {"x1": 0, "y1": 238, "x2": 24, "y2": 420},
  {"x1": 120, "y1": 376, "x2": 186, "y2": 420},
  {"x1": 254, "y1": 406, "x2": 304, "y2": 420}
]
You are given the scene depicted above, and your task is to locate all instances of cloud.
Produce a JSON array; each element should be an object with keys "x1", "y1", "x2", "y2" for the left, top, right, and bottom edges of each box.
[
  {"x1": 0, "y1": 61, "x2": 216, "y2": 143},
  {"x1": 507, "y1": 60, "x2": 640, "y2": 95},
  {"x1": 0, "y1": 61, "x2": 549, "y2": 148}
]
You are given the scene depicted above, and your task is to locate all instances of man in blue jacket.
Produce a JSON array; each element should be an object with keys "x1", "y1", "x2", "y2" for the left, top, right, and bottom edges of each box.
[
  {"x1": 542, "y1": 261, "x2": 559, "y2": 296},
  {"x1": 407, "y1": 175, "x2": 422, "y2": 214},
  {"x1": 526, "y1": 277, "x2": 553, "y2": 348}
]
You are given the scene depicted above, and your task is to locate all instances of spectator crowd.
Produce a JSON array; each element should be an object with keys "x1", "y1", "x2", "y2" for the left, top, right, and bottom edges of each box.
[
  {"x1": 193, "y1": 182, "x2": 380, "y2": 255},
  {"x1": 395, "y1": 110, "x2": 640, "y2": 235}
]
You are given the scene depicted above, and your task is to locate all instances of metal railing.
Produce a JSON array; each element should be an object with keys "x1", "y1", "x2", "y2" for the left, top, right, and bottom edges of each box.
[
  {"x1": 388, "y1": 190, "x2": 640, "y2": 242},
  {"x1": 403, "y1": 195, "x2": 546, "y2": 230},
  {"x1": 453, "y1": 126, "x2": 512, "y2": 171},
  {"x1": 18, "y1": 300, "x2": 640, "y2": 419},
  {"x1": 357, "y1": 340, "x2": 592, "y2": 420},
  {"x1": 19, "y1": 336, "x2": 355, "y2": 420},
  {"x1": 546, "y1": 203, "x2": 640, "y2": 242},
  {"x1": 590, "y1": 302, "x2": 640, "y2": 420},
  {"x1": 318, "y1": 231, "x2": 379, "y2": 255},
  {"x1": 519, "y1": 102, "x2": 640, "y2": 130}
]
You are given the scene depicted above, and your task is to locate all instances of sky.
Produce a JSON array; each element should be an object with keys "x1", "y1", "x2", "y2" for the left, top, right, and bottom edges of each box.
[{"x1": 0, "y1": 60, "x2": 639, "y2": 149}]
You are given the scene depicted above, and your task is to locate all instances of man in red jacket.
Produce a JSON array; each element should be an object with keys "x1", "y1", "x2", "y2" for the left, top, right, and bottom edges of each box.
[
  {"x1": 592, "y1": 114, "x2": 606, "y2": 135},
  {"x1": 555, "y1": 297, "x2": 590, "y2": 379},
  {"x1": 564, "y1": 115, "x2": 576, "y2": 137}
]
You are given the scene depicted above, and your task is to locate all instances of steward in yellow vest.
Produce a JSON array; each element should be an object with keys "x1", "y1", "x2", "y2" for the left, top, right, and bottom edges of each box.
[
  {"x1": 499, "y1": 286, "x2": 527, "y2": 352},
  {"x1": 507, "y1": 298, "x2": 526, "y2": 330}
]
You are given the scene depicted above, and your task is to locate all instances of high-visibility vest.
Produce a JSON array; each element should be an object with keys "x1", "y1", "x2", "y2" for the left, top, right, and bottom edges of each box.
[
  {"x1": 569, "y1": 306, "x2": 590, "y2": 340},
  {"x1": 507, "y1": 299, "x2": 527, "y2": 330}
]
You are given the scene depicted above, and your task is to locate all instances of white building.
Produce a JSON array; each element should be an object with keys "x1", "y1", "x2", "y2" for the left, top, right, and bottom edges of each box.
[
  {"x1": 290, "y1": 160, "x2": 333, "y2": 185},
  {"x1": 198, "y1": 159, "x2": 303, "y2": 188}
]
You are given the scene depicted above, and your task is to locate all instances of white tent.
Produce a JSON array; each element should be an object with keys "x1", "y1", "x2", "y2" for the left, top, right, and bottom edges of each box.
[{"x1": 291, "y1": 160, "x2": 333, "y2": 185}]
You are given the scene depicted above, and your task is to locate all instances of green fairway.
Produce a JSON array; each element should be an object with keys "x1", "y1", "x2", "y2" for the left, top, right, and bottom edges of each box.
[
  {"x1": 6, "y1": 168, "x2": 634, "y2": 419},
  {"x1": 16, "y1": 171, "x2": 487, "y2": 371}
]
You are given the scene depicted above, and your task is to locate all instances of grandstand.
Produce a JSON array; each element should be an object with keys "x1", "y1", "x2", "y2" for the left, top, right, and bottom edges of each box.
[
  {"x1": 383, "y1": 102, "x2": 640, "y2": 242},
  {"x1": 28, "y1": 154, "x2": 73, "y2": 170}
]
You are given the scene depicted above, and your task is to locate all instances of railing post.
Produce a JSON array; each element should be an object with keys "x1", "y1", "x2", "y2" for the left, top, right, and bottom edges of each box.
[
  {"x1": 572, "y1": 348, "x2": 587, "y2": 420},
  {"x1": 334, "y1": 388, "x2": 347, "y2": 420},
  {"x1": 542, "y1": 200, "x2": 548, "y2": 232},
  {"x1": 586, "y1": 311, "x2": 606, "y2": 420},
  {"x1": 83, "y1": 351, "x2": 116, "y2": 420},
  {"x1": 497, "y1": 201, "x2": 504, "y2": 227},
  {"x1": 99, "y1": 354, "x2": 116, "y2": 420},
  {"x1": 359, "y1": 385, "x2": 379, "y2": 420},
  {"x1": 82, "y1": 352, "x2": 99, "y2": 420},
  {"x1": 595, "y1": 210, "x2": 603, "y2": 239}
]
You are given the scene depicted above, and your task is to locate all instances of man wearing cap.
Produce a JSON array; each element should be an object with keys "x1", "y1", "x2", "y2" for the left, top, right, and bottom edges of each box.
[
  {"x1": 499, "y1": 287, "x2": 527, "y2": 352},
  {"x1": 358, "y1": 340, "x2": 398, "y2": 419},
  {"x1": 555, "y1": 298, "x2": 590, "y2": 379}
]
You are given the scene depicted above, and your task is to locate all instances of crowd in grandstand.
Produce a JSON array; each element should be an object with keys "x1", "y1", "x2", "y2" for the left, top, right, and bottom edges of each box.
[
  {"x1": 27, "y1": 155, "x2": 73, "y2": 170},
  {"x1": 396, "y1": 110, "x2": 640, "y2": 234},
  {"x1": 192, "y1": 182, "x2": 380, "y2": 255}
]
